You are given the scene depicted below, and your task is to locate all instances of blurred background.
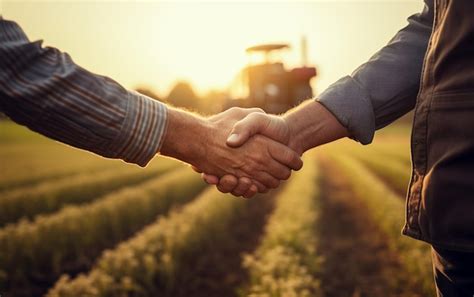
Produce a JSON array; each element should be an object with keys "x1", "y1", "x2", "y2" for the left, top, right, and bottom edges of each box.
[
  {"x1": 2, "y1": 0, "x2": 421, "y2": 113},
  {"x1": 0, "y1": 1, "x2": 433, "y2": 297}
]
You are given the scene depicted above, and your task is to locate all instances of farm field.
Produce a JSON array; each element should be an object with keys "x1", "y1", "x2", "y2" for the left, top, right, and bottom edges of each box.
[{"x1": 0, "y1": 120, "x2": 435, "y2": 297}]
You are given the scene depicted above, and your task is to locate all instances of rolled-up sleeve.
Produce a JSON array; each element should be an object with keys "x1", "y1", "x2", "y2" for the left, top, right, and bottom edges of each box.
[
  {"x1": 317, "y1": 0, "x2": 434, "y2": 144},
  {"x1": 0, "y1": 17, "x2": 167, "y2": 166}
]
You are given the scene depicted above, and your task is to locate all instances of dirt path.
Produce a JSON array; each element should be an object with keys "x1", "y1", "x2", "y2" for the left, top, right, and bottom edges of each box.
[
  {"x1": 171, "y1": 192, "x2": 276, "y2": 297},
  {"x1": 317, "y1": 157, "x2": 425, "y2": 297}
]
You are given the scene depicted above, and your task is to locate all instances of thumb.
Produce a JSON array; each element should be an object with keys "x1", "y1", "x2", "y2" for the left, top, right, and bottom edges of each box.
[{"x1": 226, "y1": 113, "x2": 271, "y2": 147}]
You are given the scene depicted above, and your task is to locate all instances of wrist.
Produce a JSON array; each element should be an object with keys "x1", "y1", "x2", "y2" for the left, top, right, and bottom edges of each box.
[
  {"x1": 283, "y1": 117, "x2": 304, "y2": 155},
  {"x1": 283, "y1": 100, "x2": 349, "y2": 154},
  {"x1": 283, "y1": 100, "x2": 319, "y2": 154},
  {"x1": 160, "y1": 108, "x2": 210, "y2": 166}
]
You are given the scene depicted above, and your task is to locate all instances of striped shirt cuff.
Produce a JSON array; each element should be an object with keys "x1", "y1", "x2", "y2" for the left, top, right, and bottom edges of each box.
[
  {"x1": 108, "y1": 91, "x2": 168, "y2": 167},
  {"x1": 317, "y1": 76, "x2": 375, "y2": 145}
]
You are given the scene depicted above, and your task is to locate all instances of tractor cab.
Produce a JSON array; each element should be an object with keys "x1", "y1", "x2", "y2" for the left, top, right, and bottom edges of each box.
[{"x1": 228, "y1": 40, "x2": 317, "y2": 114}]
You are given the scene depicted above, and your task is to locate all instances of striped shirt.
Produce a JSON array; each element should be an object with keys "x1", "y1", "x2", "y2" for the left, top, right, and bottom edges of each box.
[{"x1": 0, "y1": 17, "x2": 168, "y2": 167}]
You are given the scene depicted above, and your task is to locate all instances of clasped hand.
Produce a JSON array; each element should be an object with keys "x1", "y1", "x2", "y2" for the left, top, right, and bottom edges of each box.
[{"x1": 192, "y1": 107, "x2": 303, "y2": 198}]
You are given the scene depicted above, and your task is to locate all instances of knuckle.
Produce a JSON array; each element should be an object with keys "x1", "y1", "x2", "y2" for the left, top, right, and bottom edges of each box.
[
  {"x1": 284, "y1": 150, "x2": 294, "y2": 163},
  {"x1": 249, "y1": 107, "x2": 265, "y2": 114},
  {"x1": 228, "y1": 107, "x2": 245, "y2": 117},
  {"x1": 240, "y1": 178, "x2": 251, "y2": 188},
  {"x1": 247, "y1": 112, "x2": 261, "y2": 121},
  {"x1": 255, "y1": 112, "x2": 267, "y2": 121}
]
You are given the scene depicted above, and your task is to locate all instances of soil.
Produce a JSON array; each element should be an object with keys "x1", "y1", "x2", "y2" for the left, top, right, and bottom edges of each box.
[
  {"x1": 317, "y1": 157, "x2": 426, "y2": 297},
  {"x1": 171, "y1": 191, "x2": 277, "y2": 297}
]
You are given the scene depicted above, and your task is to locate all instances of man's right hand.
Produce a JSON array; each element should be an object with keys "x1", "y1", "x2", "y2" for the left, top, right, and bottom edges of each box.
[
  {"x1": 202, "y1": 100, "x2": 350, "y2": 197},
  {"x1": 160, "y1": 107, "x2": 303, "y2": 198},
  {"x1": 202, "y1": 112, "x2": 298, "y2": 197}
]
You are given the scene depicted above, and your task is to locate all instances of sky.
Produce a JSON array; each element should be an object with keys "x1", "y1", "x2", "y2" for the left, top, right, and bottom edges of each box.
[{"x1": 1, "y1": 1, "x2": 422, "y2": 97}]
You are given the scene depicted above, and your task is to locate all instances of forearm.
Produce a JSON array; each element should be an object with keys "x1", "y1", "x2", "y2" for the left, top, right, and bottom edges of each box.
[
  {"x1": 160, "y1": 107, "x2": 209, "y2": 167},
  {"x1": 284, "y1": 100, "x2": 349, "y2": 154},
  {"x1": 0, "y1": 18, "x2": 167, "y2": 167}
]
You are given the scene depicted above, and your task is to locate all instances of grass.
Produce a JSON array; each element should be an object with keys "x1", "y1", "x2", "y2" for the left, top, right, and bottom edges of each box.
[
  {"x1": 0, "y1": 167, "x2": 207, "y2": 297},
  {"x1": 0, "y1": 121, "x2": 170, "y2": 192},
  {"x1": 46, "y1": 187, "x2": 249, "y2": 297},
  {"x1": 0, "y1": 160, "x2": 177, "y2": 226},
  {"x1": 327, "y1": 152, "x2": 434, "y2": 296},
  {"x1": 0, "y1": 121, "x2": 127, "y2": 191},
  {"x1": 2, "y1": 120, "x2": 436, "y2": 296},
  {"x1": 241, "y1": 153, "x2": 322, "y2": 297},
  {"x1": 346, "y1": 149, "x2": 411, "y2": 195}
]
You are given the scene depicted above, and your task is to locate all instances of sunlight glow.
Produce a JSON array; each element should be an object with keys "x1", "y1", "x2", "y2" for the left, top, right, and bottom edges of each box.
[{"x1": 3, "y1": 1, "x2": 422, "y2": 97}]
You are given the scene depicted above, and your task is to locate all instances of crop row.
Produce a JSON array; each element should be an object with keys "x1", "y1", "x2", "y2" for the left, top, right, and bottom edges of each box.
[
  {"x1": 0, "y1": 159, "x2": 178, "y2": 226},
  {"x1": 46, "y1": 187, "x2": 250, "y2": 297},
  {"x1": 347, "y1": 149, "x2": 411, "y2": 195},
  {"x1": 0, "y1": 141, "x2": 115, "y2": 192},
  {"x1": 0, "y1": 166, "x2": 206, "y2": 296},
  {"x1": 328, "y1": 154, "x2": 434, "y2": 296},
  {"x1": 0, "y1": 162, "x2": 113, "y2": 193},
  {"x1": 242, "y1": 153, "x2": 322, "y2": 297},
  {"x1": 369, "y1": 142, "x2": 411, "y2": 165}
]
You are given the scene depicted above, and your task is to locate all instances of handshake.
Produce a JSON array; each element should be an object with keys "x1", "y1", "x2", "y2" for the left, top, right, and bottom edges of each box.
[{"x1": 160, "y1": 100, "x2": 349, "y2": 198}]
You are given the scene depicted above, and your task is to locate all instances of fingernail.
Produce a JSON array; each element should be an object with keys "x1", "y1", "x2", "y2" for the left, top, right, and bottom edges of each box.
[{"x1": 227, "y1": 133, "x2": 239, "y2": 143}]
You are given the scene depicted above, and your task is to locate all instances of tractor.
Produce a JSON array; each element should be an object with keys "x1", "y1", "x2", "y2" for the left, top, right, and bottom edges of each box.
[{"x1": 227, "y1": 38, "x2": 317, "y2": 114}]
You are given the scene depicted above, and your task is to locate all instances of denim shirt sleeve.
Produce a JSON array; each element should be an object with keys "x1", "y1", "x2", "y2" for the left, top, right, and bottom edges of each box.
[{"x1": 317, "y1": 0, "x2": 434, "y2": 144}]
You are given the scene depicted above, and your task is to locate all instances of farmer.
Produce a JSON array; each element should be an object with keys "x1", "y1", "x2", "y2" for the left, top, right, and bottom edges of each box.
[
  {"x1": 205, "y1": 0, "x2": 474, "y2": 295},
  {"x1": 0, "y1": 16, "x2": 303, "y2": 198}
]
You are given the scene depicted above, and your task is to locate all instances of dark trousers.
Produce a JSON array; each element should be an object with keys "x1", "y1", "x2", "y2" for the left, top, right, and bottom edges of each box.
[{"x1": 432, "y1": 245, "x2": 474, "y2": 297}]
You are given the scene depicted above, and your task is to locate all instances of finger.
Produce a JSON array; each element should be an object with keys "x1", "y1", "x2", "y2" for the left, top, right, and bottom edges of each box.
[
  {"x1": 253, "y1": 180, "x2": 269, "y2": 193},
  {"x1": 231, "y1": 177, "x2": 253, "y2": 197},
  {"x1": 264, "y1": 159, "x2": 292, "y2": 181},
  {"x1": 201, "y1": 173, "x2": 219, "y2": 185},
  {"x1": 191, "y1": 165, "x2": 202, "y2": 173},
  {"x1": 227, "y1": 113, "x2": 289, "y2": 148},
  {"x1": 255, "y1": 171, "x2": 280, "y2": 189},
  {"x1": 226, "y1": 113, "x2": 272, "y2": 147},
  {"x1": 267, "y1": 141, "x2": 303, "y2": 171},
  {"x1": 216, "y1": 175, "x2": 239, "y2": 193},
  {"x1": 243, "y1": 184, "x2": 258, "y2": 199}
]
